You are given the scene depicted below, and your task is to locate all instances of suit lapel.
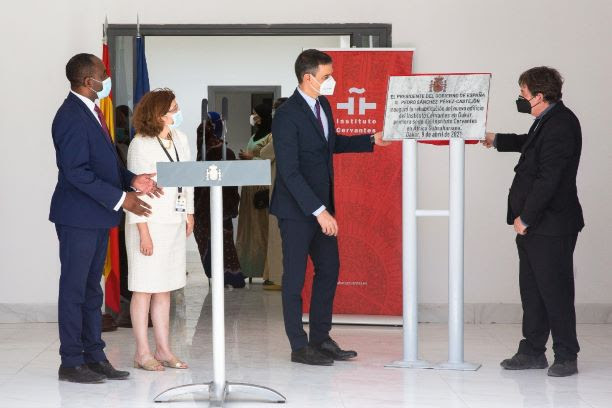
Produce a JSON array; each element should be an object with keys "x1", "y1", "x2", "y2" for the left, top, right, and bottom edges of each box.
[
  {"x1": 68, "y1": 93, "x2": 117, "y2": 155},
  {"x1": 521, "y1": 102, "x2": 563, "y2": 153},
  {"x1": 293, "y1": 89, "x2": 327, "y2": 145},
  {"x1": 320, "y1": 97, "x2": 335, "y2": 150}
]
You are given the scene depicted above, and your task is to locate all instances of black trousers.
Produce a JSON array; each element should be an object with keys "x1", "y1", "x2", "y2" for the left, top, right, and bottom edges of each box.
[
  {"x1": 516, "y1": 233, "x2": 580, "y2": 362},
  {"x1": 278, "y1": 218, "x2": 340, "y2": 351}
]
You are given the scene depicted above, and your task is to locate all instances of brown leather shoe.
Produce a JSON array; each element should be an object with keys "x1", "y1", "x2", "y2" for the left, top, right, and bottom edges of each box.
[
  {"x1": 101, "y1": 313, "x2": 118, "y2": 332},
  {"x1": 115, "y1": 310, "x2": 153, "y2": 328}
]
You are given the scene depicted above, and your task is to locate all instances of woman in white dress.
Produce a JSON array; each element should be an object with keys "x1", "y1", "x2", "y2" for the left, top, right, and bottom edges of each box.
[{"x1": 127, "y1": 89, "x2": 194, "y2": 371}]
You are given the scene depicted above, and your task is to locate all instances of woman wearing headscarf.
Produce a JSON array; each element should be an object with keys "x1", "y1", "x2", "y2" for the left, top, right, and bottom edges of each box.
[
  {"x1": 235, "y1": 103, "x2": 272, "y2": 280},
  {"x1": 193, "y1": 112, "x2": 244, "y2": 288},
  {"x1": 259, "y1": 97, "x2": 288, "y2": 290}
]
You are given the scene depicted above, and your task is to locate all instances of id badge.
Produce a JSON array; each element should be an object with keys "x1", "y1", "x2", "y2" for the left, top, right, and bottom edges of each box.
[{"x1": 175, "y1": 193, "x2": 187, "y2": 213}]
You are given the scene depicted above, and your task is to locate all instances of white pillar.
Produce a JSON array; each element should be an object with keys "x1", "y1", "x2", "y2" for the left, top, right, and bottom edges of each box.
[
  {"x1": 448, "y1": 138, "x2": 465, "y2": 363},
  {"x1": 210, "y1": 185, "x2": 226, "y2": 398},
  {"x1": 403, "y1": 139, "x2": 418, "y2": 362},
  {"x1": 386, "y1": 139, "x2": 431, "y2": 369},
  {"x1": 436, "y1": 139, "x2": 480, "y2": 371}
]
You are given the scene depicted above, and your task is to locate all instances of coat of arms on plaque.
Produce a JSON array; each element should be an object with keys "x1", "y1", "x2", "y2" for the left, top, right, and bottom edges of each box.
[
  {"x1": 206, "y1": 164, "x2": 222, "y2": 181},
  {"x1": 429, "y1": 76, "x2": 447, "y2": 93}
]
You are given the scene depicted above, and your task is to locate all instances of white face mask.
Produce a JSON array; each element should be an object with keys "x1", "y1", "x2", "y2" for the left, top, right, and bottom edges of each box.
[
  {"x1": 310, "y1": 75, "x2": 336, "y2": 96},
  {"x1": 90, "y1": 77, "x2": 112, "y2": 100},
  {"x1": 169, "y1": 110, "x2": 183, "y2": 129},
  {"x1": 249, "y1": 114, "x2": 257, "y2": 127}
]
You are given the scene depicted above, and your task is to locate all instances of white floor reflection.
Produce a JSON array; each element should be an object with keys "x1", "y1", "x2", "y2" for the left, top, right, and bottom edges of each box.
[{"x1": 1, "y1": 259, "x2": 611, "y2": 407}]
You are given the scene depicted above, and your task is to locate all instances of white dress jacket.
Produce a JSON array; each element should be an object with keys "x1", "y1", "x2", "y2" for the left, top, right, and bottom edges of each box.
[{"x1": 126, "y1": 129, "x2": 194, "y2": 224}]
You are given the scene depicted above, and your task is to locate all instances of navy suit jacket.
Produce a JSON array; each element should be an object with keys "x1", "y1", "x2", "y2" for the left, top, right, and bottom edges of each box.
[
  {"x1": 49, "y1": 92, "x2": 135, "y2": 229},
  {"x1": 270, "y1": 89, "x2": 374, "y2": 221}
]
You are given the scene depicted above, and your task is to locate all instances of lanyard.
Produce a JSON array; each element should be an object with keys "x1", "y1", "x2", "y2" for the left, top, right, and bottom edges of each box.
[{"x1": 156, "y1": 133, "x2": 182, "y2": 193}]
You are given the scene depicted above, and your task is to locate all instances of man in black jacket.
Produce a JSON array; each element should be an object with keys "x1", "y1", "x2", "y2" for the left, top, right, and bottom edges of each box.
[
  {"x1": 271, "y1": 49, "x2": 389, "y2": 365},
  {"x1": 484, "y1": 66, "x2": 584, "y2": 377}
]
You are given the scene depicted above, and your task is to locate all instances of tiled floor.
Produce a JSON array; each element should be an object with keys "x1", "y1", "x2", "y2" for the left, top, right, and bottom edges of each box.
[{"x1": 1, "y1": 260, "x2": 611, "y2": 407}]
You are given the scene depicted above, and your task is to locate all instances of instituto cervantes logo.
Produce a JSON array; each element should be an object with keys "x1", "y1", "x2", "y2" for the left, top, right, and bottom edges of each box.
[
  {"x1": 337, "y1": 87, "x2": 377, "y2": 115},
  {"x1": 206, "y1": 164, "x2": 222, "y2": 181},
  {"x1": 429, "y1": 76, "x2": 447, "y2": 93}
]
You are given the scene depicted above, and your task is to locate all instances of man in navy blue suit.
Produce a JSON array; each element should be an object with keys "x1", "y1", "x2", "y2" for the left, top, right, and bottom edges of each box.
[
  {"x1": 270, "y1": 49, "x2": 390, "y2": 365},
  {"x1": 50, "y1": 53, "x2": 161, "y2": 383}
]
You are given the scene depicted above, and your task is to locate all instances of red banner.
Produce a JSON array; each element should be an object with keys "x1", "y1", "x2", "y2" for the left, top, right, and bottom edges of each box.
[{"x1": 302, "y1": 49, "x2": 414, "y2": 316}]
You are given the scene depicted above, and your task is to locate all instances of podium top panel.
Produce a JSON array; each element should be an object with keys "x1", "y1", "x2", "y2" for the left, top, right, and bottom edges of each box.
[{"x1": 156, "y1": 160, "x2": 271, "y2": 187}]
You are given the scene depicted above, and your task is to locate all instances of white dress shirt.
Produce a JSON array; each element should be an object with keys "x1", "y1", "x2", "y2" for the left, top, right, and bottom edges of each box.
[
  {"x1": 297, "y1": 87, "x2": 329, "y2": 217},
  {"x1": 70, "y1": 90, "x2": 126, "y2": 211}
]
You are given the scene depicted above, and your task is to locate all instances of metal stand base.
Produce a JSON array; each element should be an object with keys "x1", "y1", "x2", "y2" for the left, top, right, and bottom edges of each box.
[
  {"x1": 434, "y1": 361, "x2": 481, "y2": 371},
  {"x1": 154, "y1": 381, "x2": 286, "y2": 406},
  {"x1": 385, "y1": 359, "x2": 434, "y2": 369}
]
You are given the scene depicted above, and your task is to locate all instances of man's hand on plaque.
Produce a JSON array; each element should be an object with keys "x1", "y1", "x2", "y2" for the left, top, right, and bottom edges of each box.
[
  {"x1": 373, "y1": 132, "x2": 391, "y2": 147},
  {"x1": 482, "y1": 132, "x2": 496, "y2": 148}
]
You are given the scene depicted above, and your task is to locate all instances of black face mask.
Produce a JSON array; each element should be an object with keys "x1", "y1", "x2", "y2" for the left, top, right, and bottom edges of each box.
[{"x1": 516, "y1": 96, "x2": 533, "y2": 114}]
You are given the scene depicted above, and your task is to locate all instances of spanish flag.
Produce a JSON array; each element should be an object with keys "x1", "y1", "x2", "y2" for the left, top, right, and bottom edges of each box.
[{"x1": 100, "y1": 32, "x2": 121, "y2": 314}]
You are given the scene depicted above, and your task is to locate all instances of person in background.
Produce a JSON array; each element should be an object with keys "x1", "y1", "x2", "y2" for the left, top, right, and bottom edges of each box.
[
  {"x1": 101, "y1": 104, "x2": 133, "y2": 333},
  {"x1": 114, "y1": 105, "x2": 131, "y2": 163},
  {"x1": 235, "y1": 103, "x2": 273, "y2": 281},
  {"x1": 194, "y1": 112, "x2": 244, "y2": 288},
  {"x1": 260, "y1": 97, "x2": 288, "y2": 291},
  {"x1": 112, "y1": 104, "x2": 134, "y2": 329},
  {"x1": 127, "y1": 88, "x2": 193, "y2": 371},
  {"x1": 484, "y1": 67, "x2": 584, "y2": 377},
  {"x1": 50, "y1": 53, "x2": 160, "y2": 384}
]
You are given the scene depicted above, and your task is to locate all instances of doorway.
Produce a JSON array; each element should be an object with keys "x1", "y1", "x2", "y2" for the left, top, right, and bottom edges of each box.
[{"x1": 207, "y1": 85, "x2": 280, "y2": 154}]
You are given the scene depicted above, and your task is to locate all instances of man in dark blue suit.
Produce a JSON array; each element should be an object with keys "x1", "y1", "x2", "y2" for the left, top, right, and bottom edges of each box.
[
  {"x1": 50, "y1": 53, "x2": 161, "y2": 383},
  {"x1": 271, "y1": 49, "x2": 389, "y2": 365}
]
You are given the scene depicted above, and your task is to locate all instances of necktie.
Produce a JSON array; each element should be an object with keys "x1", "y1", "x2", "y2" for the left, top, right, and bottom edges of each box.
[
  {"x1": 94, "y1": 105, "x2": 112, "y2": 143},
  {"x1": 314, "y1": 99, "x2": 325, "y2": 137}
]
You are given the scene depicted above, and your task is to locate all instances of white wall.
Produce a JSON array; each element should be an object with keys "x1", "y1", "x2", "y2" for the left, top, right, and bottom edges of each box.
[{"x1": 1, "y1": 0, "x2": 611, "y2": 320}]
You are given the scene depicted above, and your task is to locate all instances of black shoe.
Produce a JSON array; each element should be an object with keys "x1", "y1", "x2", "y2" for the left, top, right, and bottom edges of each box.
[
  {"x1": 548, "y1": 359, "x2": 578, "y2": 377},
  {"x1": 87, "y1": 360, "x2": 130, "y2": 380},
  {"x1": 58, "y1": 364, "x2": 106, "y2": 384},
  {"x1": 225, "y1": 272, "x2": 246, "y2": 289},
  {"x1": 291, "y1": 345, "x2": 334, "y2": 366},
  {"x1": 314, "y1": 339, "x2": 358, "y2": 361},
  {"x1": 500, "y1": 353, "x2": 548, "y2": 370}
]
